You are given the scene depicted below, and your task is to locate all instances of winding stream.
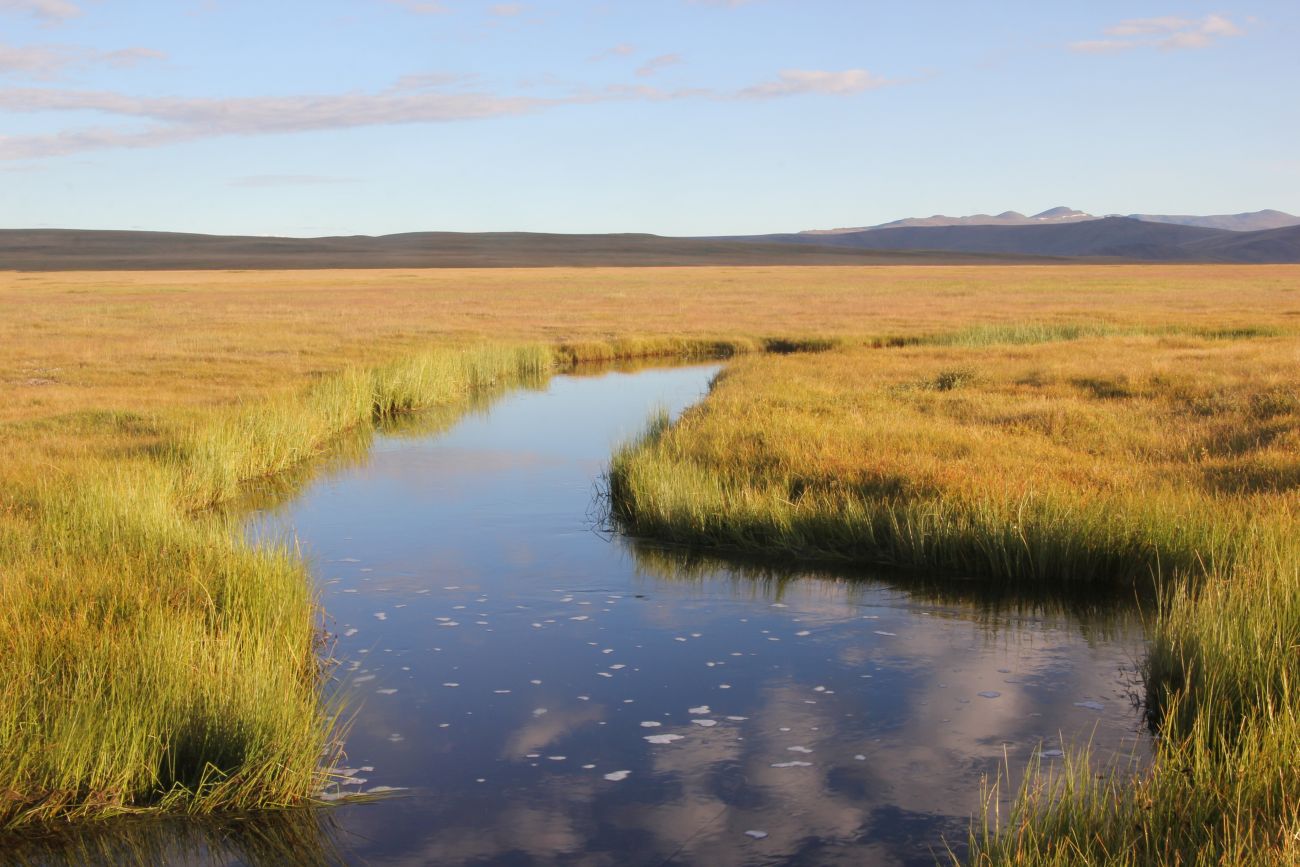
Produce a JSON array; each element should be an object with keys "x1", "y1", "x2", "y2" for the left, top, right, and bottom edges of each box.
[
  {"x1": 17, "y1": 362, "x2": 1148, "y2": 866},
  {"x1": 243, "y1": 362, "x2": 1149, "y2": 865}
]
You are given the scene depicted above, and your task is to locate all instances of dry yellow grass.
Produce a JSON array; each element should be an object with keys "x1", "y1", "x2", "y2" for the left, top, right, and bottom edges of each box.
[
  {"x1": 2, "y1": 262, "x2": 1298, "y2": 837},
  {"x1": 608, "y1": 334, "x2": 1300, "y2": 864}
]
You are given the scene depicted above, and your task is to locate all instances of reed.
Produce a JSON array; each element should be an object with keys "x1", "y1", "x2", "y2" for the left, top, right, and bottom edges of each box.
[{"x1": 609, "y1": 334, "x2": 1300, "y2": 864}]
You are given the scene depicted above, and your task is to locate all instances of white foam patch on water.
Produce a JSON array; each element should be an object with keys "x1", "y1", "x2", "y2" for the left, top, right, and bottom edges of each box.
[
  {"x1": 770, "y1": 761, "x2": 812, "y2": 768},
  {"x1": 640, "y1": 721, "x2": 662, "y2": 727},
  {"x1": 726, "y1": 716, "x2": 748, "y2": 721},
  {"x1": 494, "y1": 689, "x2": 511, "y2": 694},
  {"x1": 582, "y1": 764, "x2": 596, "y2": 769},
  {"x1": 689, "y1": 705, "x2": 711, "y2": 714},
  {"x1": 604, "y1": 770, "x2": 631, "y2": 781},
  {"x1": 570, "y1": 615, "x2": 590, "y2": 621},
  {"x1": 609, "y1": 664, "x2": 625, "y2": 670},
  {"x1": 367, "y1": 785, "x2": 406, "y2": 794},
  {"x1": 353, "y1": 675, "x2": 376, "y2": 683},
  {"x1": 1074, "y1": 701, "x2": 1105, "y2": 711},
  {"x1": 443, "y1": 682, "x2": 459, "y2": 688},
  {"x1": 532, "y1": 708, "x2": 548, "y2": 717},
  {"x1": 548, "y1": 756, "x2": 566, "y2": 761},
  {"x1": 692, "y1": 719, "x2": 718, "y2": 727},
  {"x1": 795, "y1": 630, "x2": 811, "y2": 637},
  {"x1": 978, "y1": 691, "x2": 1002, "y2": 699},
  {"x1": 771, "y1": 603, "x2": 788, "y2": 608},
  {"x1": 645, "y1": 734, "x2": 685, "y2": 744},
  {"x1": 376, "y1": 688, "x2": 397, "y2": 695},
  {"x1": 853, "y1": 754, "x2": 867, "y2": 761},
  {"x1": 530, "y1": 679, "x2": 542, "y2": 685},
  {"x1": 342, "y1": 628, "x2": 358, "y2": 638},
  {"x1": 373, "y1": 612, "x2": 387, "y2": 621},
  {"x1": 439, "y1": 621, "x2": 460, "y2": 627},
  {"x1": 745, "y1": 830, "x2": 769, "y2": 840},
  {"x1": 873, "y1": 630, "x2": 896, "y2": 636},
  {"x1": 597, "y1": 672, "x2": 613, "y2": 678},
  {"x1": 787, "y1": 745, "x2": 812, "y2": 753}
]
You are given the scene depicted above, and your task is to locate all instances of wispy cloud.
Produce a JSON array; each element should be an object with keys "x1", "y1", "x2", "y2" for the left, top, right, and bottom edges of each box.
[
  {"x1": 590, "y1": 43, "x2": 635, "y2": 62},
  {"x1": 0, "y1": 85, "x2": 549, "y2": 159},
  {"x1": 1070, "y1": 14, "x2": 1244, "y2": 53},
  {"x1": 229, "y1": 174, "x2": 359, "y2": 188},
  {"x1": 383, "y1": 0, "x2": 448, "y2": 14},
  {"x1": 0, "y1": 0, "x2": 82, "y2": 23},
  {"x1": 635, "y1": 53, "x2": 682, "y2": 78},
  {"x1": 489, "y1": 2, "x2": 525, "y2": 16},
  {"x1": 0, "y1": 42, "x2": 166, "y2": 80},
  {"x1": 0, "y1": 66, "x2": 906, "y2": 160},
  {"x1": 737, "y1": 68, "x2": 895, "y2": 99}
]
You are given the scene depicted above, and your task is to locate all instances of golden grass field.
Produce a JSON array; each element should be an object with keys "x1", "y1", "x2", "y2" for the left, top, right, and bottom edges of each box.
[{"x1": 3, "y1": 264, "x2": 1299, "y2": 862}]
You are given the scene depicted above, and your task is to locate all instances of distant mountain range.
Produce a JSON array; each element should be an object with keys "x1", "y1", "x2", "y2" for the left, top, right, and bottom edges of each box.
[
  {"x1": 721, "y1": 216, "x2": 1300, "y2": 264},
  {"x1": 3, "y1": 208, "x2": 1299, "y2": 270},
  {"x1": 801, "y1": 208, "x2": 1300, "y2": 235}
]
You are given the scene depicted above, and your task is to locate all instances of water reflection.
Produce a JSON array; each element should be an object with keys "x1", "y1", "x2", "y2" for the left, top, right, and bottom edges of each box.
[
  {"x1": 0, "y1": 809, "x2": 348, "y2": 867},
  {"x1": 23, "y1": 362, "x2": 1150, "y2": 866}
]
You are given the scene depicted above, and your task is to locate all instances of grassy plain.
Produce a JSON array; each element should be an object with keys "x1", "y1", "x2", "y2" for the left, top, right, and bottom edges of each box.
[
  {"x1": 610, "y1": 335, "x2": 1300, "y2": 864},
  {"x1": 2, "y1": 264, "x2": 1298, "y2": 846}
]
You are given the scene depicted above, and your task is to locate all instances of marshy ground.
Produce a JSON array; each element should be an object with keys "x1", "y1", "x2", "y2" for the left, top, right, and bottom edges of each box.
[{"x1": 2, "y1": 264, "x2": 1298, "y2": 864}]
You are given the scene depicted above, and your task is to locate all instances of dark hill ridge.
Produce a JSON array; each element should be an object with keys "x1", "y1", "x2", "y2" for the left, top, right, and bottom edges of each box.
[
  {"x1": 0, "y1": 229, "x2": 1057, "y2": 271},
  {"x1": 799, "y1": 208, "x2": 1300, "y2": 235},
  {"x1": 723, "y1": 218, "x2": 1300, "y2": 263}
]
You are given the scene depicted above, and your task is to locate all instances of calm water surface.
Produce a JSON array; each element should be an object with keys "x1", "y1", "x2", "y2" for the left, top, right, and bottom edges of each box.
[{"x1": 21, "y1": 364, "x2": 1148, "y2": 867}]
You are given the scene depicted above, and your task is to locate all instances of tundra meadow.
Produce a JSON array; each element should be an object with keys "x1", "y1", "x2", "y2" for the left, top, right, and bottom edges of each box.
[{"x1": 3, "y1": 265, "x2": 1299, "y2": 865}]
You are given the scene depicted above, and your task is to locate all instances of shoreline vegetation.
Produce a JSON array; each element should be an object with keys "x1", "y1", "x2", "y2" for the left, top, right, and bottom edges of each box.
[
  {"x1": 609, "y1": 333, "x2": 1300, "y2": 864},
  {"x1": 2, "y1": 266, "x2": 1298, "y2": 861}
]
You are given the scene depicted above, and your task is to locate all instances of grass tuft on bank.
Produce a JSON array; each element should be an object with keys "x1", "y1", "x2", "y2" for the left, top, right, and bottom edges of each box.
[{"x1": 608, "y1": 334, "x2": 1300, "y2": 864}]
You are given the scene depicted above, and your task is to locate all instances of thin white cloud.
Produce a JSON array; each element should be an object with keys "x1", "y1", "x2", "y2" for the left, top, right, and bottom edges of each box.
[
  {"x1": 229, "y1": 174, "x2": 359, "y2": 188},
  {"x1": 489, "y1": 2, "x2": 525, "y2": 16},
  {"x1": 383, "y1": 0, "x2": 448, "y2": 14},
  {"x1": 0, "y1": 0, "x2": 82, "y2": 23},
  {"x1": 0, "y1": 42, "x2": 166, "y2": 80},
  {"x1": 737, "y1": 68, "x2": 895, "y2": 99},
  {"x1": 590, "y1": 43, "x2": 635, "y2": 62},
  {"x1": 1071, "y1": 14, "x2": 1244, "y2": 53},
  {"x1": 635, "y1": 53, "x2": 683, "y2": 78},
  {"x1": 0, "y1": 66, "x2": 907, "y2": 160}
]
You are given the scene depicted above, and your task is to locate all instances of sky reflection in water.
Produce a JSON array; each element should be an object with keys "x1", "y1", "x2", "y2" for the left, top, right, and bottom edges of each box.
[{"x1": 235, "y1": 363, "x2": 1148, "y2": 867}]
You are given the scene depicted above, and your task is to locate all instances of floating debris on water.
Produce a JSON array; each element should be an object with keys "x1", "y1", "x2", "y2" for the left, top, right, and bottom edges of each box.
[
  {"x1": 745, "y1": 830, "x2": 769, "y2": 840},
  {"x1": 645, "y1": 734, "x2": 684, "y2": 744},
  {"x1": 604, "y1": 770, "x2": 631, "y2": 781}
]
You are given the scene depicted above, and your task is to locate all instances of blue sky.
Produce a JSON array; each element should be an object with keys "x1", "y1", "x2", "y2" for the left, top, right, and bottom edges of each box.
[{"x1": 1, "y1": 1, "x2": 1296, "y2": 235}]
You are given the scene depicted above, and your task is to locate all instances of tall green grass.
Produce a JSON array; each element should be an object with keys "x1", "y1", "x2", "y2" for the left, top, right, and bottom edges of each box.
[
  {"x1": 0, "y1": 343, "x2": 551, "y2": 830},
  {"x1": 608, "y1": 336, "x2": 1300, "y2": 865}
]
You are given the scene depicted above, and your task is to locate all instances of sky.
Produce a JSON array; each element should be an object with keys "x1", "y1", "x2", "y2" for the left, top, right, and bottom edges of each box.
[{"x1": 1, "y1": 0, "x2": 1296, "y2": 236}]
